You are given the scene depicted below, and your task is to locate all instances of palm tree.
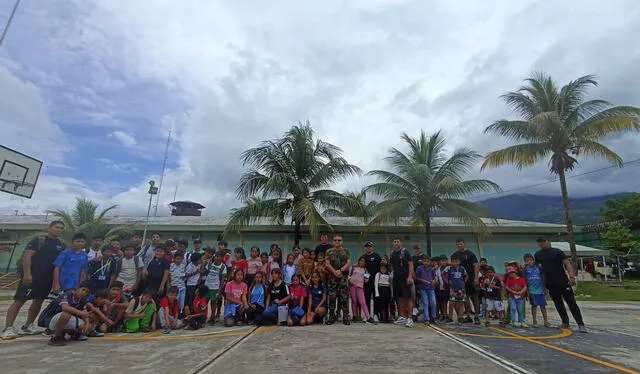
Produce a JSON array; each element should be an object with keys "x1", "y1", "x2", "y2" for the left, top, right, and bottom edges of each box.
[
  {"x1": 225, "y1": 122, "x2": 362, "y2": 244},
  {"x1": 482, "y1": 72, "x2": 640, "y2": 266},
  {"x1": 43, "y1": 197, "x2": 130, "y2": 245},
  {"x1": 366, "y1": 130, "x2": 501, "y2": 256},
  {"x1": 323, "y1": 188, "x2": 377, "y2": 222}
]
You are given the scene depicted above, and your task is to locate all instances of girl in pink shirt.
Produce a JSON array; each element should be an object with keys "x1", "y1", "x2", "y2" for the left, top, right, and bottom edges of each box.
[
  {"x1": 223, "y1": 269, "x2": 249, "y2": 327},
  {"x1": 349, "y1": 256, "x2": 373, "y2": 323}
]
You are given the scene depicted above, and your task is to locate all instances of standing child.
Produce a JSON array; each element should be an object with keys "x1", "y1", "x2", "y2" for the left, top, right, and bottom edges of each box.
[
  {"x1": 505, "y1": 269, "x2": 528, "y2": 328},
  {"x1": 282, "y1": 254, "x2": 298, "y2": 286},
  {"x1": 114, "y1": 243, "x2": 144, "y2": 295},
  {"x1": 159, "y1": 286, "x2": 182, "y2": 334},
  {"x1": 124, "y1": 289, "x2": 157, "y2": 333},
  {"x1": 184, "y1": 252, "x2": 202, "y2": 312},
  {"x1": 265, "y1": 248, "x2": 282, "y2": 283},
  {"x1": 88, "y1": 247, "x2": 117, "y2": 293},
  {"x1": 169, "y1": 252, "x2": 187, "y2": 313},
  {"x1": 287, "y1": 274, "x2": 307, "y2": 326},
  {"x1": 231, "y1": 247, "x2": 248, "y2": 276},
  {"x1": 184, "y1": 285, "x2": 208, "y2": 330},
  {"x1": 374, "y1": 263, "x2": 392, "y2": 323},
  {"x1": 223, "y1": 269, "x2": 249, "y2": 327},
  {"x1": 246, "y1": 272, "x2": 266, "y2": 325},
  {"x1": 349, "y1": 256, "x2": 374, "y2": 324},
  {"x1": 315, "y1": 254, "x2": 328, "y2": 283},
  {"x1": 443, "y1": 255, "x2": 468, "y2": 325},
  {"x1": 416, "y1": 255, "x2": 437, "y2": 325},
  {"x1": 298, "y1": 248, "x2": 315, "y2": 286},
  {"x1": 52, "y1": 233, "x2": 89, "y2": 293},
  {"x1": 205, "y1": 251, "x2": 228, "y2": 324},
  {"x1": 305, "y1": 271, "x2": 327, "y2": 325},
  {"x1": 523, "y1": 254, "x2": 550, "y2": 327},
  {"x1": 482, "y1": 266, "x2": 505, "y2": 325},
  {"x1": 246, "y1": 246, "x2": 263, "y2": 286},
  {"x1": 435, "y1": 256, "x2": 448, "y2": 321}
]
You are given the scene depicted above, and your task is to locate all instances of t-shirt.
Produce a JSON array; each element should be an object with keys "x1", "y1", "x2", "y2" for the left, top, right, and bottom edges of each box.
[
  {"x1": 416, "y1": 265, "x2": 435, "y2": 291},
  {"x1": 86, "y1": 248, "x2": 102, "y2": 262},
  {"x1": 185, "y1": 263, "x2": 200, "y2": 286},
  {"x1": 231, "y1": 260, "x2": 248, "y2": 274},
  {"x1": 53, "y1": 290, "x2": 88, "y2": 313},
  {"x1": 349, "y1": 266, "x2": 367, "y2": 288},
  {"x1": 192, "y1": 296, "x2": 208, "y2": 316},
  {"x1": 125, "y1": 297, "x2": 152, "y2": 319},
  {"x1": 53, "y1": 249, "x2": 88, "y2": 290},
  {"x1": 308, "y1": 284, "x2": 327, "y2": 308},
  {"x1": 505, "y1": 276, "x2": 527, "y2": 298},
  {"x1": 25, "y1": 236, "x2": 64, "y2": 282},
  {"x1": 282, "y1": 264, "x2": 298, "y2": 285},
  {"x1": 224, "y1": 281, "x2": 248, "y2": 303},
  {"x1": 314, "y1": 243, "x2": 332, "y2": 258},
  {"x1": 146, "y1": 258, "x2": 170, "y2": 287},
  {"x1": 288, "y1": 284, "x2": 307, "y2": 308},
  {"x1": 159, "y1": 297, "x2": 180, "y2": 318},
  {"x1": 247, "y1": 258, "x2": 263, "y2": 275},
  {"x1": 451, "y1": 249, "x2": 478, "y2": 282},
  {"x1": 116, "y1": 256, "x2": 143, "y2": 288},
  {"x1": 523, "y1": 265, "x2": 545, "y2": 295},
  {"x1": 412, "y1": 253, "x2": 424, "y2": 271},
  {"x1": 298, "y1": 258, "x2": 315, "y2": 278},
  {"x1": 250, "y1": 284, "x2": 265, "y2": 307},
  {"x1": 87, "y1": 257, "x2": 116, "y2": 291},
  {"x1": 534, "y1": 247, "x2": 569, "y2": 286},
  {"x1": 170, "y1": 262, "x2": 186, "y2": 289},
  {"x1": 390, "y1": 248, "x2": 412, "y2": 279},
  {"x1": 363, "y1": 252, "x2": 382, "y2": 277},
  {"x1": 268, "y1": 281, "x2": 289, "y2": 305},
  {"x1": 444, "y1": 265, "x2": 467, "y2": 291},
  {"x1": 482, "y1": 276, "x2": 503, "y2": 300},
  {"x1": 205, "y1": 262, "x2": 227, "y2": 290}
]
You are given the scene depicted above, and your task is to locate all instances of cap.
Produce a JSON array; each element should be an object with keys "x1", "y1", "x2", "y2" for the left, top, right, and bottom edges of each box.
[
  {"x1": 165, "y1": 239, "x2": 175, "y2": 246},
  {"x1": 364, "y1": 241, "x2": 374, "y2": 247},
  {"x1": 193, "y1": 239, "x2": 202, "y2": 244},
  {"x1": 536, "y1": 236, "x2": 548, "y2": 242},
  {"x1": 413, "y1": 244, "x2": 421, "y2": 249}
]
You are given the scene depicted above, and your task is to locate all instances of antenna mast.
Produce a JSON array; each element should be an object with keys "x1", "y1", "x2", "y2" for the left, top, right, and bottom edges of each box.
[{"x1": 153, "y1": 129, "x2": 171, "y2": 216}]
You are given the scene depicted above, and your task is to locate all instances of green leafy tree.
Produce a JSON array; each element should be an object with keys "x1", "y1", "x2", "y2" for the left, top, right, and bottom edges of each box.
[
  {"x1": 225, "y1": 122, "x2": 362, "y2": 244},
  {"x1": 601, "y1": 193, "x2": 640, "y2": 228},
  {"x1": 366, "y1": 130, "x2": 501, "y2": 256},
  {"x1": 482, "y1": 72, "x2": 640, "y2": 266},
  {"x1": 601, "y1": 223, "x2": 640, "y2": 255},
  {"x1": 323, "y1": 188, "x2": 377, "y2": 222}
]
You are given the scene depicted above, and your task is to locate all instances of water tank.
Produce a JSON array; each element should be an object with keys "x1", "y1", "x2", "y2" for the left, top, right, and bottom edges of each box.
[{"x1": 169, "y1": 201, "x2": 205, "y2": 216}]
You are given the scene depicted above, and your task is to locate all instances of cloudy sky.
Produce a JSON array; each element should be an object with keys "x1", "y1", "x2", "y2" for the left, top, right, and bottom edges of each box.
[{"x1": 1, "y1": 0, "x2": 639, "y2": 217}]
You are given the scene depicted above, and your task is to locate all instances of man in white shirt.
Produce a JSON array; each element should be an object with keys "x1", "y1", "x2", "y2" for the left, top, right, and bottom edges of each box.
[{"x1": 138, "y1": 232, "x2": 162, "y2": 268}]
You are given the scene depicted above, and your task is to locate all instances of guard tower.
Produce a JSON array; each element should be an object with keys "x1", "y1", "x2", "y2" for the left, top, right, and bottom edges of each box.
[{"x1": 169, "y1": 201, "x2": 205, "y2": 216}]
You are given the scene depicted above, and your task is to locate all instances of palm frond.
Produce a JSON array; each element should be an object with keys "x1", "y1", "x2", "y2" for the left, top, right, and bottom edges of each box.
[
  {"x1": 483, "y1": 120, "x2": 546, "y2": 142},
  {"x1": 573, "y1": 140, "x2": 623, "y2": 167},
  {"x1": 574, "y1": 106, "x2": 640, "y2": 138},
  {"x1": 225, "y1": 198, "x2": 286, "y2": 234},
  {"x1": 481, "y1": 143, "x2": 550, "y2": 170}
]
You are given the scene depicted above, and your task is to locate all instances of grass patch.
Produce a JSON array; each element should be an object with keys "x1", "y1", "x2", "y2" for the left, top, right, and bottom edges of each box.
[{"x1": 575, "y1": 280, "x2": 640, "y2": 301}]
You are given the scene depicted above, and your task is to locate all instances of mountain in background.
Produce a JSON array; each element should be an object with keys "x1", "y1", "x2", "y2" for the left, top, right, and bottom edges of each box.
[{"x1": 478, "y1": 193, "x2": 631, "y2": 224}]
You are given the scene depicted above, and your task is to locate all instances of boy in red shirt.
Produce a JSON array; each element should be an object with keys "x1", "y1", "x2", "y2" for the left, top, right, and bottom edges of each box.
[
  {"x1": 505, "y1": 270, "x2": 528, "y2": 328},
  {"x1": 185, "y1": 284, "x2": 208, "y2": 330},
  {"x1": 160, "y1": 286, "x2": 182, "y2": 333}
]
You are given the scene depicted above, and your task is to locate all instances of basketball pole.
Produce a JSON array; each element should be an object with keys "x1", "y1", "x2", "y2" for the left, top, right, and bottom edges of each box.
[{"x1": 0, "y1": 0, "x2": 21, "y2": 49}]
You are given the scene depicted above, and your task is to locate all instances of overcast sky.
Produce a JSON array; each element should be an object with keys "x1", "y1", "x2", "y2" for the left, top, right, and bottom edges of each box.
[{"x1": 1, "y1": 0, "x2": 639, "y2": 217}]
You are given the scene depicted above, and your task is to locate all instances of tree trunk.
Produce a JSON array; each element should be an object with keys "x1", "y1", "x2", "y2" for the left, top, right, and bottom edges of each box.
[
  {"x1": 425, "y1": 213, "x2": 433, "y2": 257},
  {"x1": 558, "y1": 168, "x2": 578, "y2": 273},
  {"x1": 294, "y1": 221, "x2": 301, "y2": 246}
]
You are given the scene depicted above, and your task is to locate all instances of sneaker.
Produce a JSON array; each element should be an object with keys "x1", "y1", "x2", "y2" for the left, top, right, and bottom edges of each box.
[
  {"x1": 558, "y1": 323, "x2": 570, "y2": 329},
  {"x1": 163, "y1": 328, "x2": 171, "y2": 334},
  {"x1": 544, "y1": 322, "x2": 552, "y2": 328},
  {"x1": 1, "y1": 327, "x2": 18, "y2": 340},
  {"x1": 140, "y1": 327, "x2": 151, "y2": 333},
  {"x1": 532, "y1": 323, "x2": 539, "y2": 328},
  {"x1": 511, "y1": 323, "x2": 517, "y2": 328},
  {"x1": 463, "y1": 316, "x2": 473, "y2": 323},
  {"x1": 423, "y1": 321, "x2": 430, "y2": 326},
  {"x1": 520, "y1": 322, "x2": 528, "y2": 328},
  {"x1": 445, "y1": 318, "x2": 454, "y2": 323},
  {"x1": 48, "y1": 336, "x2": 66, "y2": 346},
  {"x1": 325, "y1": 317, "x2": 335, "y2": 325},
  {"x1": 365, "y1": 318, "x2": 375, "y2": 324},
  {"x1": 372, "y1": 315, "x2": 379, "y2": 323},
  {"x1": 75, "y1": 334, "x2": 88, "y2": 341},
  {"x1": 42, "y1": 329, "x2": 54, "y2": 337},
  {"x1": 393, "y1": 317, "x2": 407, "y2": 325},
  {"x1": 88, "y1": 330, "x2": 105, "y2": 337},
  {"x1": 405, "y1": 319, "x2": 414, "y2": 328},
  {"x1": 578, "y1": 325, "x2": 588, "y2": 333},
  {"x1": 457, "y1": 318, "x2": 463, "y2": 326},
  {"x1": 473, "y1": 316, "x2": 481, "y2": 325},
  {"x1": 19, "y1": 324, "x2": 39, "y2": 335}
]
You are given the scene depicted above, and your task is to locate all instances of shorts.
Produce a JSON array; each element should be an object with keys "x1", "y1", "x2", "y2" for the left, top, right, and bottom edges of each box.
[
  {"x1": 465, "y1": 282, "x2": 478, "y2": 296},
  {"x1": 449, "y1": 289, "x2": 467, "y2": 302},
  {"x1": 48, "y1": 312, "x2": 85, "y2": 332},
  {"x1": 392, "y1": 277, "x2": 412, "y2": 299},
  {"x1": 436, "y1": 288, "x2": 449, "y2": 302},
  {"x1": 14, "y1": 278, "x2": 52, "y2": 301},
  {"x1": 485, "y1": 299, "x2": 504, "y2": 312},
  {"x1": 206, "y1": 289, "x2": 219, "y2": 302},
  {"x1": 529, "y1": 294, "x2": 547, "y2": 307}
]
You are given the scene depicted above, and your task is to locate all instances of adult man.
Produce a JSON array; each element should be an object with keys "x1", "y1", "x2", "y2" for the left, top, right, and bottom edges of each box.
[
  {"x1": 138, "y1": 232, "x2": 162, "y2": 268},
  {"x1": 451, "y1": 239, "x2": 481, "y2": 325},
  {"x1": 86, "y1": 236, "x2": 104, "y2": 262},
  {"x1": 362, "y1": 241, "x2": 381, "y2": 316},
  {"x1": 534, "y1": 236, "x2": 587, "y2": 333},
  {"x1": 390, "y1": 238, "x2": 415, "y2": 328},
  {"x1": 1, "y1": 221, "x2": 65, "y2": 339},
  {"x1": 324, "y1": 234, "x2": 351, "y2": 325},
  {"x1": 314, "y1": 234, "x2": 332, "y2": 259},
  {"x1": 130, "y1": 232, "x2": 143, "y2": 252}
]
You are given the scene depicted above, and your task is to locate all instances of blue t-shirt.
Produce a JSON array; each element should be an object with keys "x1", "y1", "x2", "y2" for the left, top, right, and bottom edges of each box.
[
  {"x1": 523, "y1": 265, "x2": 544, "y2": 295},
  {"x1": 53, "y1": 249, "x2": 88, "y2": 291},
  {"x1": 308, "y1": 284, "x2": 328, "y2": 308},
  {"x1": 416, "y1": 265, "x2": 436, "y2": 291},
  {"x1": 444, "y1": 265, "x2": 467, "y2": 291},
  {"x1": 250, "y1": 284, "x2": 265, "y2": 307}
]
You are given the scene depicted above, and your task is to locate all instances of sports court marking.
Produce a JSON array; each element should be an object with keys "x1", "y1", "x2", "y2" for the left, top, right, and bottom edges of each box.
[
  {"x1": 416, "y1": 324, "x2": 572, "y2": 340},
  {"x1": 0, "y1": 325, "x2": 277, "y2": 343}
]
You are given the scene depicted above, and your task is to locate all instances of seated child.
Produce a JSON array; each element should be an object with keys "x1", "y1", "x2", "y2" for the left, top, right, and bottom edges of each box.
[
  {"x1": 287, "y1": 274, "x2": 307, "y2": 326},
  {"x1": 38, "y1": 281, "x2": 92, "y2": 346},
  {"x1": 159, "y1": 286, "x2": 182, "y2": 333},
  {"x1": 262, "y1": 268, "x2": 290, "y2": 325},
  {"x1": 246, "y1": 272, "x2": 266, "y2": 325},
  {"x1": 305, "y1": 271, "x2": 327, "y2": 325},
  {"x1": 124, "y1": 289, "x2": 157, "y2": 333},
  {"x1": 223, "y1": 269, "x2": 249, "y2": 327},
  {"x1": 185, "y1": 284, "x2": 209, "y2": 330},
  {"x1": 105, "y1": 281, "x2": 128, "y2": 332}
]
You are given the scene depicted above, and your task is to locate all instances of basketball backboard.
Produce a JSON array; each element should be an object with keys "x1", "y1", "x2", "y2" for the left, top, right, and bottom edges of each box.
[{"x1": 0, "y1": 145, "x2": 42, "y2": 199}]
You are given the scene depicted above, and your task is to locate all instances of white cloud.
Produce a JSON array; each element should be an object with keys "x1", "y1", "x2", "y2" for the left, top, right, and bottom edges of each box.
[{"x1": 110, "y1": 131, "x2": 137, "y2": 147}]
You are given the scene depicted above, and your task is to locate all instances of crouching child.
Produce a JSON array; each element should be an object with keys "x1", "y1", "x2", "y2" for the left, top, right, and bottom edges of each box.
[
  {"x1": 124, "y1": 289, "x2": 157, "y2": 333},
  {"x1": 159, "y1": 286, "x2": 183, "y2": 333},
  {"x1": 38, "y1": 281, "x2": 93, "y2": 346},
  {"x1": 184, "y1": 284, "x2": 209, "y2": 330}
]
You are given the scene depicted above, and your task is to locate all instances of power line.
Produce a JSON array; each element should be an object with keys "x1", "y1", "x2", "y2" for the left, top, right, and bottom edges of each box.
[
  {"x1": 0, "y1": 0, "x2": 21, "y2": 49},
  {"x1": 475, "y1": 157, "x2": 640, "y2": 200}
]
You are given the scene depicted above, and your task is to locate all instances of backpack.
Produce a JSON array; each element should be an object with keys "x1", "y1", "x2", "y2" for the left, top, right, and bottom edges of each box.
[
  {"x1": 16, "y1": 235, "x2": 59, "y2": 279},
  {"x1": 139, "y1": 244, "x2": 151, "y2": 261},
  {"x1": 114, "y1": 256, "x2": 142, "y2": 276}
]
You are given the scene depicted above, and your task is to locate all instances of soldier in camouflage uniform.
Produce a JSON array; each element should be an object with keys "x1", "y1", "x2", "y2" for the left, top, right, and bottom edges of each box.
[{"x1": 325, "y1": 234, "x2": 352, "y2": 325}]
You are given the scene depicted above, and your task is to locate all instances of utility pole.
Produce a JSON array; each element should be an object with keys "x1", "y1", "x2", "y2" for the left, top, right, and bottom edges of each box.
[
  {"x1": 153, "y1": 130, "x2": 171, "y2": 216},
  {"x1": 0, "y1": 0, "x2": 21, "y2": 49}
]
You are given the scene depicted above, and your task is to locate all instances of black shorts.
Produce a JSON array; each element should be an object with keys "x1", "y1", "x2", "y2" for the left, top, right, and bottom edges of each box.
[
  {"x1": 392, "y1": 277, "x2": 412, "y2": 299},
  {"x1": 436, "y1": 289, "x2": 449, "y2": 302},
  {"x1": 14, "y1": 278, "x2": 52, "y2": 301},
  {"x1": 465, "y1": 282, "x2": 478, "y2": 296}
]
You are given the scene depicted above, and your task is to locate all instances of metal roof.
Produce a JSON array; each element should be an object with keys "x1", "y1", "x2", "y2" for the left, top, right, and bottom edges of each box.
[{"x1": 552, "y1": 241, "x2": 610, "y2": 256}]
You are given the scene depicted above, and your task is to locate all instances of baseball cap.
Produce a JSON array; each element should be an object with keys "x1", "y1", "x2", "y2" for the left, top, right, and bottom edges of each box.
[
  {"x1": 364, "y1": 241, "x2": 374, "y2": 247},
  {"x1": 536, "y1": 236, "x2": 549, "y2": 242}
]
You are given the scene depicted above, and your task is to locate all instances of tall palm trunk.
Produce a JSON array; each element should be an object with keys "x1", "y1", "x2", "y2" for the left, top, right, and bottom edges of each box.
[
  {"x1": 558, "y1": 168, "x2": 578, "y2": 272},
  {"x1": 294, "y1": 221, "x2": 301, "y2": 246},
  {"x1": 424, "y1": 213, "x2": 433, "y2": 257}
]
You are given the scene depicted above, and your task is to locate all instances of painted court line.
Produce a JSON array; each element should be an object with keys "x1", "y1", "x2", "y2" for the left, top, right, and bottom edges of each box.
[
  {"x1": 491, "y1": 327, "x2": 640, "y2": 374},
  {"x1": 420, "y1": 325, "x2": 572, "y2": 340}
]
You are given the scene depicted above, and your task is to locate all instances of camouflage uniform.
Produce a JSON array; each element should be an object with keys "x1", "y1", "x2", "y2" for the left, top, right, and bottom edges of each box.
[{"x1": 326, "y1": 247, "x2": 350, "y2": 323}]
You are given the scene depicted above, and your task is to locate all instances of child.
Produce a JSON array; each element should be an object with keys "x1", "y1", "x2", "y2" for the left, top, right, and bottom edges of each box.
[
  {"x1": 443, "y1": 255, "x2": 468, "y2": 325},
  {"x1": 223, "y1": 269, "x2": 249, "y2": 327},
  {"x1": 349, "y1": 256, "x2": 374, "y2": 324},
  {"x1": 315, "y1": 253, "x2": 328, "y2": 283},
  {"x1": 482, "y1": 266, "x2": 505, "y2": 325},
  {"x1": 114, "y1": 243, "x2": 144, "y2": 295},
  {"x1": 291, "y1": 245, "x2": 301, "y2": 265},
  {"x1": 124, "y1": 289, "x2": 157, "y2": 333},
  {"x1": 246, "y1": 246, "x2": 263, "y2": 286},
  {"x1": 262, "y1": 268, "x2": 290, "y2": 325},
  {"x1": 231, "y1": 247, "x2": 248, "y2": 276},
  {"x1": 374, "y1": 263, "x2": 392, "y2": 323},
  {"x1": 39, "y1": 281, "x2": 94, "y2": 346},
  {"x1": 184, "y1": 252, "x2": 202, "y2": 312},
  {"x1": 185, "y1": 285, "x2": 209, "y2": 330},
  {"x1": 287, "y1": 274, "x2": 307, "y2": 326},
  {"x1": 143, "y1": 246, "x2": 170, "y2": 297},
  {"x1": 88, "y1": 247, "x2": 117, "y2": 293},
  {"x1": 523, "y1": 254, "x2": 550, "y2": 327},
  {"x1": 282, "y1": 254, "x2": 298, "y2": 286},
  {"x1": 505, "y1": 269, "x2": 528, "y2": 328},
  {"x1": 246, "y1": 272, "x2": 266, "y2": 325},
  {"x1": 298, "y1": 248, "x2": 315, "y2": 286},
  {"x1": 106, "y1": 281, "x2": 128, "y2": 332},
  {"x1": 88, "y1": 289, "x2": 118, "y2": 336},
  {"x1": 52, "y1": 233, "x2": 89, "y2": 293},
  {"x1": 159, "y1": 286, "x2": 182, "y2": 333},
  {"x1": 416, "y1": 255, "x2": 437, "y2": 325},
  {"x1": 205, "y1": 251, "x2": 228, "y2": 324},
  {"x1": 169, "y1": 252, "x2": 187, "y2": 313},
  {"x1": 305, "y1": 271, "x2": 327, "y2": 325},
  {"x1": 435, "y1": 256, "x2": 448, "y2": 321},
  {"x1": 265, "y1": 248, "x2": 282, "y2": 283}
]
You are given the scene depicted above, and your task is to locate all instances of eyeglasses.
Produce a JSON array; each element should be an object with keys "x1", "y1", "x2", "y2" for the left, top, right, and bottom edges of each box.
[{"x1": 333, "y1": 239, "x2": 343, "y2": 242}]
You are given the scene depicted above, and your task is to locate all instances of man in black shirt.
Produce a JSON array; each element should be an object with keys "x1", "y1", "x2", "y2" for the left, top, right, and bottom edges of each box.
[
  {"x1": 451, "y1": 239, "x2": 480, "y2": 325},
  {"x1": 390, "y1": 238, "x2": 415, "y2": 328},
  {"x1": 362, "y1": 241, "x2": 382, "y2": 316},
  {"x1": 534, "y1": 236, "x2": 586, "y2": 332},
  {"x1": 2, "y1": 221, "x2": 65, "y2": 340},
  {"x1": 314, "y1": 234, "x2": 332, "y2": 259}
]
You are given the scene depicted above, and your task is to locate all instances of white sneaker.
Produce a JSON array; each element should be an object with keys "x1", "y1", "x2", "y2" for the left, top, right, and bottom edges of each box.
[
  {"x1": 520, "y1": 322, "x2": 529, "y2": 328},
  {"x1": 1, "y1": 327, "x2": 18, "y2": 340},
  {"x1": 18, "y1": 324, "x2": 39, "y2": 335},
  {"x1": 405, "y1": 319, "x2": 414, "y2": 328},
  {"x1": 394, "y1": 317, "x2": 407, "y2": 325},
  {"x1": 373, "y1": 315, "x2": 379, "y2": 323}
]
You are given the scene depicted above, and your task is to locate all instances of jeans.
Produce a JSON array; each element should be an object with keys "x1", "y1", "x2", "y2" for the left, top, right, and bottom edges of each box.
[
  {"x1": 508, "y1": 297, "x2": 524, "y2": 323},
  {"x1": 262, "y1": 304, "x2": 279, "y2": 325},
  {"x1": 547, "y1": 283, "x2": 584, "y2": 326},
  {"x1": 177, "y1": 288, "x2": 186, "y2": 312},
  {"x1": 419, "y1": 289, "x2": 437, "y2": 321}
]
